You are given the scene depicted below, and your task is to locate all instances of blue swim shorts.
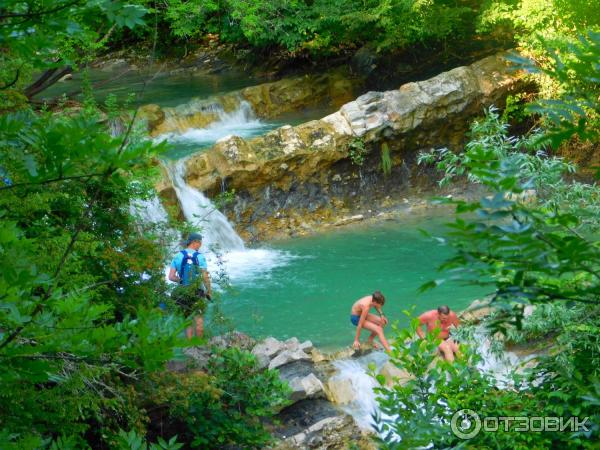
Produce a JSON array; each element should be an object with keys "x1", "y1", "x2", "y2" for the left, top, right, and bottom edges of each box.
[{"x1": 350, "y1": 314, "x2": 360, "y2": 326}]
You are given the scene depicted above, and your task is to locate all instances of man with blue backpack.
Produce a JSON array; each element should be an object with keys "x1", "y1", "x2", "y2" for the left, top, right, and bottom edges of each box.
[{"x1": 168, "y1": 232, "x2": 212, "y2": 339}]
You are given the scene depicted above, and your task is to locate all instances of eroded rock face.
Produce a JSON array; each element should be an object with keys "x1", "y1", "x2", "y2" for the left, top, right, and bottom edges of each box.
[{"x1": 176, "y1": 53, "x2": 524, "y2": 241}]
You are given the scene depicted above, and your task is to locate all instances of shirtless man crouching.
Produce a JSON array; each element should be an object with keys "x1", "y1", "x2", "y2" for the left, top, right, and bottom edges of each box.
[
  {"x1": 350, "y1": 291, "x2": 391, "y2": 352},
  {"x1": 416, "y1": 305, "x2": 460, "y2": 362}
]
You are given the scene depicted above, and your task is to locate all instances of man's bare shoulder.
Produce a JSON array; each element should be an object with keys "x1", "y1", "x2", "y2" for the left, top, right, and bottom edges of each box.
[{"x1": 418, "y1": 310, "x2": 437, "y2": 321}]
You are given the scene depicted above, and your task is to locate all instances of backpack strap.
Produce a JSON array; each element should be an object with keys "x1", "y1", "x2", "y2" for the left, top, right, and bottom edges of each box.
[{"x1": 191, "y1": 251, "x2": 200, "y2": 267}]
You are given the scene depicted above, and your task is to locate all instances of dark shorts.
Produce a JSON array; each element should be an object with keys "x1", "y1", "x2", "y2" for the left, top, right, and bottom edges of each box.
[{"x1": 350, "y1": 314, "x2": 360, "y2": 326}]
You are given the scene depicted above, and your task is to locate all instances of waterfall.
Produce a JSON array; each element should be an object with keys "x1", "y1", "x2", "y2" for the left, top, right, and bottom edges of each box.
[
  {"x1": 163, "y1": 159, "x2": 245, "y2": 252},
  {"x1": 153, "y1": 100, "x2": 295, "y2": 285},
  {"x1": 331, "y1": 352, "x2": 392, "y2": 430},
  {"x1": 157, "y1": 100, "x2": 275, "y2": 148}
]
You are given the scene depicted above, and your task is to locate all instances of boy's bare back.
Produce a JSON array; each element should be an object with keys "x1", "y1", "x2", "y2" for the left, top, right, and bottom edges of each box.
[{"x1": 351, "y1": 295, "x2": 372, "y2": 315}]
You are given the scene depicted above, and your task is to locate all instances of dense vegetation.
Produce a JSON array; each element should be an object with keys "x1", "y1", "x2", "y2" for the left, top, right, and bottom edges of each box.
[
  {"x1": 376, "y1": 26, "x2": 600, "y2": 449},
  {"x1": 0, "y1": 2, "x2": 289, "y2": 448}
]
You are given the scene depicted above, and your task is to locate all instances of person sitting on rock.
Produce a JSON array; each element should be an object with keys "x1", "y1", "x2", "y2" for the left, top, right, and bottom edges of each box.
[
  {"x1": 350, "y1": 291, "x2": 391, "y2": 352},
  {"x1": 416, "y1": 305, "x2": 460, "y2": 362}
]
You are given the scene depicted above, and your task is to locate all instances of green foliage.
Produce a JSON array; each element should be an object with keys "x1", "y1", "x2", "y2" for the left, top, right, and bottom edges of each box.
[
  {"x1": 380, "y1": 143, "x2": 393, "y2": 177},
  {"x1": 374, "y1": 317, "x2": 558, "y2": 449},
  {"x1": 107, "y1": 0, "x2": 485, "y2": 57},
  {"x1": 418, "y1": 107, "x2": 600, "y2": 227},
  {"x1": 409, "y1": 32, "x2": 600, "y2": 447},
  {"x1": 478, "y1": 0, "x2": 600, "y2": 49},
  {"x1": 509, "y1": 30, "x2": 600, "y2": 147},
  {"x1": 115, "y1": 429, "x2": 183, "y2": 450},
  {"x1": 347, "y1": 137, "x2": 368, "y2": 167},
  {"x1": 0, "y1": 106, "x2": 193, "y2": 444},
  {"x1": 144, "y1": 348, "x2": 291, "y2": 448},
  {"x1": 0, "y1": 0, "x2": 148, "y2": 102},
  {"x1": 376, "y1": 311, "x2": 600, "y2": 448},
  {"x1": 169, "y1": 277, "x2": 209, "y2": 317}
]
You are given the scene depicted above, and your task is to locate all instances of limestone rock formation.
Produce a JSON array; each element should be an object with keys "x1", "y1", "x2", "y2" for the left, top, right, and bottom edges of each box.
[
  {"x1": 183, "y1": 52, "x2": 522, "y2": 196},
  {"x1": 140, "y1": 69, "x2": 361, "y2": 137}
]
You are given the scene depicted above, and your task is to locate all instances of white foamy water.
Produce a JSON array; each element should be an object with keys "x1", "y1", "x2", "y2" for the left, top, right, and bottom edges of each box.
[
  {"x1": 156, "y1": 101, "x2": 275, "y2": 147},
  {"x1": 473, "y1": 327, "x2": 529, "y2": 388},
  {"x1": 210, "y1": 248, "x2": 299, "y2": 285},
  {"x1": 330, "y1": 328, "x2": 533, "y2": 438},
  {"x1": 157, "y1": 101, "x2": 294, "y2": 283},
  {"x1": 332, "y1": 352, "x2": 391, "y2": 430},
  {"x1": 163, "y1": 158, "x2": 245, "y2": 252}
]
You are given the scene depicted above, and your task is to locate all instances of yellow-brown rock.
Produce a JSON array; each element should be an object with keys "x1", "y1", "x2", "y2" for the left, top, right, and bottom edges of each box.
[
  {"x1": 143, "y1": 69, "x2": 363, "y2": 137},
  {"x1": 183, "y1": 52, "x2": 524, "y2": 196}
]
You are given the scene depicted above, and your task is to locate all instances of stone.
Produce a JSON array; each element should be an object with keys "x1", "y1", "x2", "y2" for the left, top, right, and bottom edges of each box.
[
  {"x1": 156, "y1": 52, "x2": 525, "y2": 241},
  {"x1": 300, "y1": 340, "x2": 314, "y2": 353},
  {"x1": 287, "y1": 373, "x2": 325, "y2": 402},
  {"x1": 269, "y1": 348, "x2": 312, "y2": 370},
  {"x1": 379, "y1": 362, "x2": 413, "y2": 387},
  {"x1": 333, "y1": 214, "x2": 364, "y2": 226},
  {"x1": 459, "y1": 298, "x2": 494, "y2": 322},
  {"x1": 326, "y1": 378, "x2": 356, "y2": 405},
  {"x1": 209, "y1": 331, "x2": 256, "y2": 350},
  {"x1": 138, "y1": 104, "x2": 165, "y2": 130},
  {"x1": 252, "y1": 337, "x2": 286, "y2": 368}
]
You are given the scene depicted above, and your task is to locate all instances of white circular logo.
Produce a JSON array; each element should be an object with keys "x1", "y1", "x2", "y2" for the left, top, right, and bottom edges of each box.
[{"x1": 451, "y1": 409, "x2": 481, "y2": 439}]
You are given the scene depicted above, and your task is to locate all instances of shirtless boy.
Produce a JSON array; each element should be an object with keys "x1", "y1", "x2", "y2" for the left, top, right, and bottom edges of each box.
[
  {"x1": 416, "y1": 305, "x2": 460, "y2": 362},
  {"x1": 350, "y1": 291, "x2": 391, "y2": 352}
]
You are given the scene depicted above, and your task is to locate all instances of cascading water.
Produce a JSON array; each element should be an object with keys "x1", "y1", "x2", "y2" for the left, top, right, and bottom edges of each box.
[
  {"x1": 164, "y1": 158, "x2": 245, "y2": 252},
  {"x1": 331, "y1": 352, "x2": 392, "y2": 430},
  {"x1": 157, "y1": 101, "x2": 295, "y2": 285},
  {"x1": 157, "y1": 100, "x2": 276, "y2": 150}
]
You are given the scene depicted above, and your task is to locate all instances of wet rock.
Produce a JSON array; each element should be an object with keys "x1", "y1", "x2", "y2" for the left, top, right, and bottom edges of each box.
[
  {"x1": 460, "y1": 298, "x2": 494, "y2": 322},
  {"x1": 174, "y1": 52, "x2": 525, "y2": 241},
  {"x1": 379, "y1": 362, "x2": 413, "y2": 387},
  {"x1": 325, "y1": 378, "x2": 355, "y2": 405},
  {"x1": 143, "y1": 69, "x2": 362, "y2": 136},
  {"x1": 180, "y1": 346, "x2": 212, "y2": 370},
  {"x1": 252, "y1": 337, "x2": 314, "y2": 369},
  {"x1": 287, "y1": 373, "x2": 325, "y2": 402},
  {"x1": 333, "y1": 214, "x2": 364, "y2": 226},
  {"x1": 138, "y1": 104, "x2": 165, "y2": 130},
  {"x1": 209, "y1": 331, "x2": 256, "y2": 350}
]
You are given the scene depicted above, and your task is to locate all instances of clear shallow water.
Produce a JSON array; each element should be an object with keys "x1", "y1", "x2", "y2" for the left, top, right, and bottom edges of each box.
[
  {"x1": 39, "y1": 68, "x2": 264, "y2": 107},
  {"x1": 217, "y1": 214, "x2": 489, "y2": 350}
]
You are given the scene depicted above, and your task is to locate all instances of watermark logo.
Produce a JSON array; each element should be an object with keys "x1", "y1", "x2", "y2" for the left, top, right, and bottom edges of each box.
[
  {"x1": 450, "y1": 409, "x2": 590, "y2": 439},
  {"x1": 451, "y1": 409, "x2": 481, "y2": 439}
]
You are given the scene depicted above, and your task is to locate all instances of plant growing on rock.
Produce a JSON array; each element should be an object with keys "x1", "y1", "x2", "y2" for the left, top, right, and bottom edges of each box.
[
  {"x1": 347, "y1": 137, "x2": 368, "y2": 167},
  {"x1": 380, "y1": 142, "x2": 393, "y2": 177}
]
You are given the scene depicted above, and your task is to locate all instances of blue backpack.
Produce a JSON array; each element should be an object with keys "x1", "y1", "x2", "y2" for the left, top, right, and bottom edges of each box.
[{"x1": 179, "y1": 250, "x2": 202, "y2": 285}]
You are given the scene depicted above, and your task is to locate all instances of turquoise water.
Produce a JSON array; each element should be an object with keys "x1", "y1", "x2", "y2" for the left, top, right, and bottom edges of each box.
[
  {"x1": 39, "y1": 69, "x2": 264, "y2": 107},
  {"x1": 217, "y1": 213, "x2": 489, "y2": 350}
]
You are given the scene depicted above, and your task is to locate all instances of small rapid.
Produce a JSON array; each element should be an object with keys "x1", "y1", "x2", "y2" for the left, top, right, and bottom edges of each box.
[
  {"x1": 155, "y1": 100, "x2": 278, "y2": 156},
  {"x1": 163, "y1": 158, "x2": 245, "y2": 252}
]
